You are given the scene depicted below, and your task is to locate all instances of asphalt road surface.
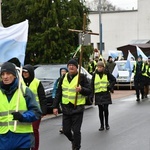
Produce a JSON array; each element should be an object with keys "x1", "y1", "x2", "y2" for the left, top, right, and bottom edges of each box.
[{"x1": 39, "y1": 94, "x2": 150, "y2": 150}]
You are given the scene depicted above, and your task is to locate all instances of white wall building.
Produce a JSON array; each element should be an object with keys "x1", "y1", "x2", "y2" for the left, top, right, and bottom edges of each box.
[{"x1": 89, "y1": 0, "x2": 150, "y2": 59}]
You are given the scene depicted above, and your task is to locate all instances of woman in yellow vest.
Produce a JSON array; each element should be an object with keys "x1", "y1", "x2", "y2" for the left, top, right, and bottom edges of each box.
[
  {"x1": 143, "y1": 59, "x2": 150, "y2": 98},
  {"x1": 91, "y1": 61, "x2": 116, "y2": 131},
  {"x1": 53, "y1": 59, "x2": 91, "y2": 150},
  {"x1": 22, "y1": 64, "x2": 47, "y2": 150},
  {"x1": 0, "y1": 62, "x2": 42, "y2": 150},
  {"x1": 133, "y1": 55, "x2": 146, "y2": 101},
  {"x1": 147, "y1": 56, "x2": 150, "y2": 78},
  {"x1": 87, "y1": 58, "x2": 93, "y2": 75},
  {"x1": 146, "y1": 56, "x2": 150, "y2": 96}
]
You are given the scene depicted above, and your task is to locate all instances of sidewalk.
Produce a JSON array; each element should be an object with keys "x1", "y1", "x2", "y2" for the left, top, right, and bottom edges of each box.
[
  {"x1": 42, "y1": 90, "x2": 135, "y2": 120},
  {"x1": 111, "y1": 90, "x2": 135, "y2": 100}
]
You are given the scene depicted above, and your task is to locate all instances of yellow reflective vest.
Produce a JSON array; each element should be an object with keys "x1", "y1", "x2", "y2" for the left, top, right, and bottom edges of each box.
[
  {"x1": 143, "y1": 64, "x2": 150, "y2": 77},
  {"x1": 88, "y1": 63, "x2": 93, "y2": 73},
  {"x1": 28, "y1": 78, "x2": 40, "y2": 103},
  {"x1": 133, "y1": 62, "x2": 145, "y2": 75},
  {"x1": 62, "y1": 73, "x2": 85, "y2": 105},
  {"x1": 147, "y1": 65, "x2": 150, "y2": 78},
  {"x1": 94, "y1": 74, "x2": 109, "y2": 93},
  {"x1": 0, "y1": 86, "x2": 33, "y2": 134}
]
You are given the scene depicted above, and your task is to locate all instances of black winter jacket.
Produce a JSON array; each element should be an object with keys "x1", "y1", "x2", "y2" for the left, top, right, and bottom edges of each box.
[
  {"x1": 23, "y1": 64, "x2": 47, "y2": 115},
  {"x1": 91, "y1": 70, "x2": 116, "y2": 105},
  {"x1": 52, "y1": 72, "x2": 91, "y2": 115},
  {"x1": 132, "y1": 61, "x2": 146, "y2": 82}
]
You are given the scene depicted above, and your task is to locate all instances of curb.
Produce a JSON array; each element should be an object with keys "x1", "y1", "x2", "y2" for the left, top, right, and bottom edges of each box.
[
  {"x1": 42, "y1": 92, "x2": 136, "y2": 121},
  {"x1": 42, "y1": 105, "x2": 93, "y2": 121}
]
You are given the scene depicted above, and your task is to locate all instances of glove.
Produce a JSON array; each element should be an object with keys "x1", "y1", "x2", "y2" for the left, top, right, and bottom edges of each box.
[{"x1": 11, "y1": 112, "x2": 23, "y2": 121}]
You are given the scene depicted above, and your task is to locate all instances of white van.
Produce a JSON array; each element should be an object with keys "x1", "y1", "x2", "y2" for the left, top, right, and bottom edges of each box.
[{"x1": 114, "y1": 60, "x2": 135, "y2": 89}]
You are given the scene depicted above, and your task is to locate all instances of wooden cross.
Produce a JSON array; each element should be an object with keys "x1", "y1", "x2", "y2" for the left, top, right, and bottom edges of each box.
[{"x1": 68, "y1": 13, "x2": 99, "y2": 107}]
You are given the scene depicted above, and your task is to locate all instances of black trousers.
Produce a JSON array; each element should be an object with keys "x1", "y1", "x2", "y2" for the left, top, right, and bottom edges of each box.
[
  {"x1": 98, "y1": 104, "x2": 109, "y2": 127},
  {"x1": 63, "y1": 112, "x2": 84, "y2": 150},
  {"x1": 134, "y1": 81, "x2": 144, "y2": 98}
]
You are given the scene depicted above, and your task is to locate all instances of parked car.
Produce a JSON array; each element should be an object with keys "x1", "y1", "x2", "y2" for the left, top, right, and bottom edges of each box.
[
  {"x1": 114, "y1": 60, "x2": 135, "y2": 89},
  {"x1": 34, "y1": 64, "x2": 92, "y2": 114}
]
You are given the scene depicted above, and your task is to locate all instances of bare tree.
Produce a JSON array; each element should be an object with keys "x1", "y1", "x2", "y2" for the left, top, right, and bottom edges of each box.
[{"x1": 86, "y1": 0, "x2": 121, "y2": 11}]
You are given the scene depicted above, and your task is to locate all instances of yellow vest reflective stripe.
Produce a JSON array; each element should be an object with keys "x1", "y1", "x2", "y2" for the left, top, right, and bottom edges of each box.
[
  {"x1": 94, "y1": 60, "x2": 97, "y2": 66},
  {"x1": 0, "y1": 86, "x2": 33, "y2": 134},
  {"x1": 29, "y1": 78, "x2": 40, "y2": 103},
  {"x1": 143, "y1": 65, "x2": 148, "y2": 77},
  {"x1": 88, "y1": 63, "x2": 93, "y2": 73},
  {"x1": 134, "y1": 63, "x2": 145, "y2": 75},
  {"x1": 148, "y1": 66, "x2": 150, "y2": 77},
  {"x1": 94, "y1": 74, "x2": 109, "y2": 93},
  {"x1": 62, "y1": 73, "x2": 85, "y2": 105}
]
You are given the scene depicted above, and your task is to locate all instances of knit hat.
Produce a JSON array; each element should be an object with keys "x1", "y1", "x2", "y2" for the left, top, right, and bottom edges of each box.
[
  {"x1": 138, "y1": 55, "x2": 142, "y2": 59},
  {"x1": 97, "y1": 61, "x2": 104, "y2": 67},
  {"x1": 108, "y1": 56, "x2": 112, "y2": 59},
  {"x1": 67, "y1": 59, "x2": 78, "y2": 68},
  {"x1": 1, "y1": 62, "x2": 17, "y2": 77}
]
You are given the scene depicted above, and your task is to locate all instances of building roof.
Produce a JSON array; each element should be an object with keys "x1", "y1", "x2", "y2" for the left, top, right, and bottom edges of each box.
[
  {"x1": 117, "y1": 43, "x2": 150, "y2": 59},
  {"x1": 129, "y1": 39, "x2": 150, "y2": 44}
]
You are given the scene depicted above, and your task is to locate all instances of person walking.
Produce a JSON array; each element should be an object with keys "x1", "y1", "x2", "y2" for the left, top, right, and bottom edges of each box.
[
  {"x1": 91, "y1": 56, "x2": 99, "y2": 73},
  {"x1": 87, "y1": 58, "x2": 94, "y2": 75},
  {"x1": 52, "y1": 67, "x2": 68, "y2": 134},
  {"x1": 105, "y1": 56, "x2": 116, "y2": 93},
  {"x1": 133, "y1": 55, "x2": 146, "y2": 101},
  {"x1": 147, "y1": 56, "x2": 150, "y2": 79},
  {"x1": 106, "y1": 56, "x2": 116, "y2": 74},
  {"x1": 91, "y1": 61, "x2": 116, "y2": 131},
  {"x1": 0, "y1": 62, "x2": 42, "y2": 150},
  {"x1": 22, "y1": 64, "x2": 47, "y2": 150},
  {"x1": 52, "y1": 59, "x2": 91, "y2": 150},
  {"x1": 143, "y1": 59, "x2": 150, "y2": 98}
]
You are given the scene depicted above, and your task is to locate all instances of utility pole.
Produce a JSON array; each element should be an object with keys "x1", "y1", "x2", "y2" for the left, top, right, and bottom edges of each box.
[
  {"x1": 99, "y1": 0, "x2": 103, "y2": 55},
  {"x1": 0, "y1": 0, "x2": 2, "y2": 27}
]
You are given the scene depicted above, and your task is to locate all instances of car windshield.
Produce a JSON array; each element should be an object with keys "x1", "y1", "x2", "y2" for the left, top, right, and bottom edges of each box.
[
  {"x1": 34, "y1": 64, "x2": 92, "y2": 82},
  {"x1": 35, "y1": 64, "x2": 67, "y2": 80},
  {"x1": 116, "y1": 62, "x2": 128, "y2": 71},
  {"x1": 116, "y1": 61, "x2": 135, "y2": 71}
]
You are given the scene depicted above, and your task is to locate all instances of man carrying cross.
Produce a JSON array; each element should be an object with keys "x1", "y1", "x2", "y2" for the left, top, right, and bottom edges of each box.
[
  {"x1": 53, "y1": 59, "x2": 91, "y2": 150},
  {"x1": 53, "y1": 12, "x2": 98, "y2": 150}
]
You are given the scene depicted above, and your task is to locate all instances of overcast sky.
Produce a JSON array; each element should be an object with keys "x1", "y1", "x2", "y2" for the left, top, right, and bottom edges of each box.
[
  {"x1": 108, "y1": 0, "x2": 137, "y2": 9},
  {"x1": 86, "y1": 0, "x2": 138, "y2": 10}
]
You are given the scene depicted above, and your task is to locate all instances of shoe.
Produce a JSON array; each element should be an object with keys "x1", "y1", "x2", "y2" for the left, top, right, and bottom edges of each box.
[
  {"x1": 106, "y1": 125, "x2": 110, "y2": 130},
  {"x1": 99, "y1": 126, "x2": 104, "y2": 131},
  {"x1": 59, "y1": 127, "x2": 63, "y2": 134},
  {"x1": 136, "y1": 98, "x2": 140, "y2": 101}
]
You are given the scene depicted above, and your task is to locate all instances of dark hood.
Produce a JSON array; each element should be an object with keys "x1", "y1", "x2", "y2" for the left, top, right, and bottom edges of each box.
[
  {"x1": 59, "y1": 67, "x2": 68, "y2": 77},
  {"x1": 23, "y1": 64, "x2": 35, "y2": 85}
]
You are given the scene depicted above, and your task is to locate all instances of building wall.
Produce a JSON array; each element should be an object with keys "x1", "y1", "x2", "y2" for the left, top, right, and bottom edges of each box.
[{"x1": 89, "y1": 0, "x2": 150, "y2": 59}]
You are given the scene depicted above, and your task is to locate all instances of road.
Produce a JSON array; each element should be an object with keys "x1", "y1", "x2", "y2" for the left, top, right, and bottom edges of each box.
[{"x1": 39, "y1": 92, "x2": 150, "y2": 150}]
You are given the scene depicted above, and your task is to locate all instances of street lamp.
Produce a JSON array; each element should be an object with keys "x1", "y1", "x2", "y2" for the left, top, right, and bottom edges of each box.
[{"x1": 99, "y1": 0, "x2": 103, "y2": 55}]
